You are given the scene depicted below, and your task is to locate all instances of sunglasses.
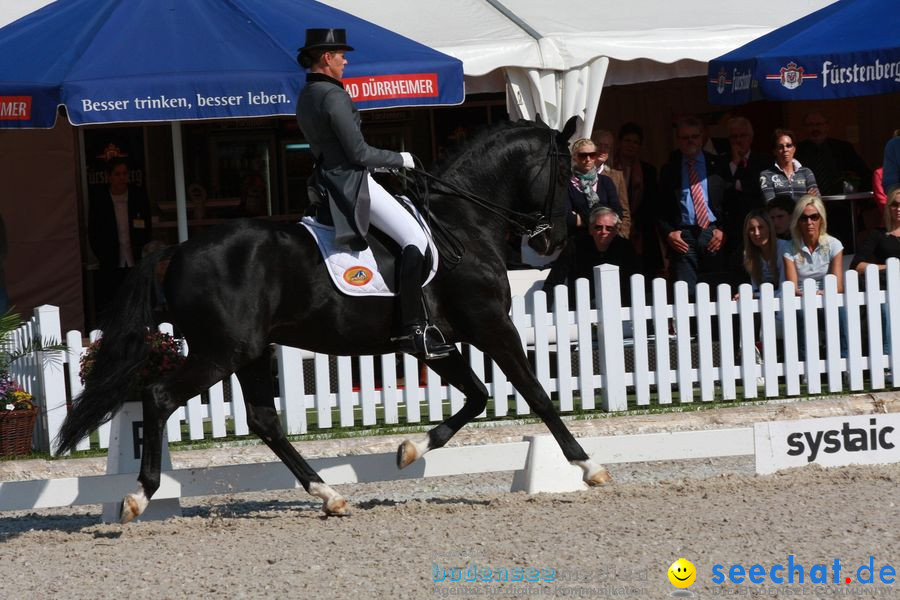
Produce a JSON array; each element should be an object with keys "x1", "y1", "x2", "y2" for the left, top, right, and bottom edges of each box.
[
  {"x1": 576, "y1": 151, "x2": 597, "y2": 159},
  {"x1": 799, "y1": 213, "x2": 821, "y2": 222},
  {"x1": 775, "y1": 143, "x2": 795, "y2": 150},
  {"x1": 591, "y1": 225, "x2": 618, "y2": 232}
]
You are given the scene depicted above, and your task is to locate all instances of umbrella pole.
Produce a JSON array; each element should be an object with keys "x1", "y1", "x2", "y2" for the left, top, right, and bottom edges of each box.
[{"x1": 171, "y1": 121, "x2": 189, "y2": 242}]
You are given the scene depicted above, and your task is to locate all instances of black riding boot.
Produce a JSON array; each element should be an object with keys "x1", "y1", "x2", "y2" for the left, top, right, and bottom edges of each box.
[{"x1": 392, "y1": 246, "x2": 454, "y2": 359}]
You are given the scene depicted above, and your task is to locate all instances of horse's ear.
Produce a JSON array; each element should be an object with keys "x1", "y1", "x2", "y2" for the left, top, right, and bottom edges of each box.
[{"x1": 558, "y1": 116, "x2": 578, "y2": 144}]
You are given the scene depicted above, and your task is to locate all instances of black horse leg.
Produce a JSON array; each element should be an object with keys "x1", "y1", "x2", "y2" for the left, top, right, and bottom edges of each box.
[
  {"x1": 235, "y1": 349, "x2": 348, "y2": 516},
  {"x1": 122, "y1": 355, "x2": 231, "y2": 523},
  {"x1": 396, "y1": 348, "x2": 489, "y2": 468},
  {"x1": 479, "y1": 319, "x2": 612, "y2": 486}
]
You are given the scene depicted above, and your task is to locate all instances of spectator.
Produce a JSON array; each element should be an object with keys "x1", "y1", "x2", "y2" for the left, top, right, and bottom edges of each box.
[
  {"x1": 865, "y1": 130, "x2": 900, "y2": 234},
  {"x1": 743, "y1": 209, "x2": 792, "y2": 296},
  {"x1": 541, "y1": 138, "x2": 621, "y2": 299},
  {"x1": 796, "y1": 111, "x2": 871, "y2": 195},
  {"x1": 882, "y1": 131, "x2": 900, "y2": 194},
  {"x1": 852, "y1": 187, "x2": 900, "y2": 277},
  {"x1": 760, "y1": 129, "x2": 819, "y2": 202},
  {"x1": 88, "y1": 157, "x2": 152, "y2": 323},
  {"x1": 784, "y1": 195, "x2": 844, "y2": 293},
  {"x1": 613, "y1": 122, "x2": 662, "y2": 277},
  {"x1": 851, "y1": 187, "x2": 900, "y2": 358},
  {"x1": 737, "y1": 209, "x2": 792, "y2": 358},
  {"x1": 572, "y1": 206, "x2": 640, "y2": 306},
  {"x1": 721, "y1": 116, "x2": 768, "y2": 283},
  {"x1": 592, "y1": 130, "x2": 630, "y2": 238},
  {"x1": 657, "y1": 116, "x2": 726, "y2": 295},
  {"x1": 783, "y1": 195, "x2": 847, "y2": 358},
  {"x1": 767, "y1": 195, "x2": 795, "y2": 241}
]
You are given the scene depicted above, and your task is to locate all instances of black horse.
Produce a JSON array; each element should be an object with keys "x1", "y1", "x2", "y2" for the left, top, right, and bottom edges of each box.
[{"x1": 57, "y1": 117, "x2": 611, "y2": 522}]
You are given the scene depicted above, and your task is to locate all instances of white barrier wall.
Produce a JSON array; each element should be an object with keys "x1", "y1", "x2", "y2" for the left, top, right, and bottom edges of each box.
[{"x1": 7, "y1": 259, "x2": 900, "y2": 455}]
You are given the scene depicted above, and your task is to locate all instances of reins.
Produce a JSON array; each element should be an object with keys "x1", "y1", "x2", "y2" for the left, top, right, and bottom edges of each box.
[{"x1": 401, "y1": 131, "x2": 565, "y2": 267}]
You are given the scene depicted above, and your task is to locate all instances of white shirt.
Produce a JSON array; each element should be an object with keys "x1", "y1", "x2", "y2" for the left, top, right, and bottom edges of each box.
[
  {"x1": 111, "y1": 191, "x2": 134, "y2": 267},
  {"x1": 784, "y1": 234, "x2": 844, "y2": 291}
]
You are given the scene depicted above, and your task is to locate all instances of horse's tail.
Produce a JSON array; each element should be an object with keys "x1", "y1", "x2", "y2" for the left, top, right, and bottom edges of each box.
[{"x1": 55, "y1": 246, "x2": 177, "y2": 454}]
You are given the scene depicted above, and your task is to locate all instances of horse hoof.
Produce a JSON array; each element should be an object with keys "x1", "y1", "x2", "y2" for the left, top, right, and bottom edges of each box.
[
  {"x1": 396, "y1": 440, "x2": 418, "y2": 469},
  {"x1": 585, "y1": 468, "x2": 613, "y2": 487},
  {"x1": 120, "y1": 491, "x2": 148, "y2": 524},
  {"x1": 323, "y1": 495, "x2": 350, "y2": 517}
]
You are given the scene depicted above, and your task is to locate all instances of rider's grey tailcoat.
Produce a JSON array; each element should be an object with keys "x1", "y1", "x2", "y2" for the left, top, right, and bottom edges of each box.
[{"x1": 296, "y1": 73, "x2": 403, "y2": 250}]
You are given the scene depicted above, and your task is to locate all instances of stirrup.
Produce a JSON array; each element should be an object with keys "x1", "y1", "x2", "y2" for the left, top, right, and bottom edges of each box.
[{"x1": 392, "y1": 324, "x2": 454, "y2": 360}]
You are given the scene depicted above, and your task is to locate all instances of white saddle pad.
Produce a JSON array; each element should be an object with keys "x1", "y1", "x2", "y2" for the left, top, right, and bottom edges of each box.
[{"x1": 300, "y1": 201, "x2": 438, "y2": 297}]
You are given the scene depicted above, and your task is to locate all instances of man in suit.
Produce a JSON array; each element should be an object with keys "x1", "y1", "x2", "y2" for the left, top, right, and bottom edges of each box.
[
  {"x1": 721, "y1": 116, "x2": 768, "y2": 283},
  {"x1": 88, "y1": 157, "x2": 152, "y2": 321},
  {"x1": 657, "y1": 116, "x2": 727, "y2": 295},
  {"x1": 796, "y1": 111, "x2": 871, "y2": 195}
]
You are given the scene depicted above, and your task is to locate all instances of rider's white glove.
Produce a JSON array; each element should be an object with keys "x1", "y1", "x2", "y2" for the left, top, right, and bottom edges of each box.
[{"x1": 400, "y1": 152, "x2": 415, "y2": 169}]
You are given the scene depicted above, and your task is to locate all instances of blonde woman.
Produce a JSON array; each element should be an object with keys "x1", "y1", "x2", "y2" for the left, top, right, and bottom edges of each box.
[
  {"x1": 784, "y1": 195, "x2": 843, "y2": 294},
  {"x1": 542, "y1": 138, "x2": 623, "y2": 301},
  {"x1": 783, "y1": 194, "x2": 847, "y2": 357}
]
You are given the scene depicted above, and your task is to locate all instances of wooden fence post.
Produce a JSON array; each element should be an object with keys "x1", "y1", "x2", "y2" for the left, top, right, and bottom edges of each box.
[
  {"x1": 595, "y1": 265, "x2": 626, "y2": 411},
  {"x1": 886, "y1": 258, "x2": 900, "y2": 383},
  {"x1": 33, "y1": 305, "x2": 67, "y2": 454},
  {"x1": 276, "y1": 344, "x2": 306, "y2": 434}
]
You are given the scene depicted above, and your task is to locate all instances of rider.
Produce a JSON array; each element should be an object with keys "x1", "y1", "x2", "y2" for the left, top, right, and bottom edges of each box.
[{"x1": 295, "y1": 28, "x2": 453, "y2": 359}]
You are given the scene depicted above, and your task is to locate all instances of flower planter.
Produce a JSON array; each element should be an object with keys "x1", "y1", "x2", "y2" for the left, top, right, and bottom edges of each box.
[{"x1": 0, "y1": 407, "x2": 37, "y2": 456}]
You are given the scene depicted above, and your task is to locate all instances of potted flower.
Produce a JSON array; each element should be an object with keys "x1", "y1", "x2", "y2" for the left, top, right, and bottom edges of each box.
[
  {"x1": 79, "y1": 329, "x2": 186, "y2": 399},
  {"x1": 0, "y1": 309, "x2": 49, "y2": 456},
  {"x1": 0, "y1": 374, "x2": 36, "y2": 456}
]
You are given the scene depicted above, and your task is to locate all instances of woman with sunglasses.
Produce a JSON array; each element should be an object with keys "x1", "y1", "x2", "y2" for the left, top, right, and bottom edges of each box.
[
  {"x1": 542, "y1": 138, "x2": 622, "y2": 302},
  {"x1": 783, "y1": 195, "x2": 847, "y2": 358},
  {"x1": 760, "y1": 129, "x2": 820, "y2": 202},
  {"x1": 566, "y1": 138, "x2": 622, "y2": 231}
]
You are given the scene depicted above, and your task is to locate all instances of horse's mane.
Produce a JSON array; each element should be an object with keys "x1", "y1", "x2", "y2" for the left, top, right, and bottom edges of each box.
[{"x1": 430, "y1": 119, "x2": 548, "y2": 178}]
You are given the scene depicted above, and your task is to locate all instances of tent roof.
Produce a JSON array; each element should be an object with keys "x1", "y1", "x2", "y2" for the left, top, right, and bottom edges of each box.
[
  {"x1": 2, "y1": 0, "x2": 839, "y2": 81},
  {"x1": 318, "y1": 0, "x2": 837, "y2": 76},
  {"x1": 708, "y1": 0, "x2": 900, "y2": 103}
]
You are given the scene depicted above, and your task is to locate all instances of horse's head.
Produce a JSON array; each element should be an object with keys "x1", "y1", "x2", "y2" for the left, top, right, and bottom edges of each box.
[{"x1": 523, "y1": 116, "x2": 577, "y2": 256}]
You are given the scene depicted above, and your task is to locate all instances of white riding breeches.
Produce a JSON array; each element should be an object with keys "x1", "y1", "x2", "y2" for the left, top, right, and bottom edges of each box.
[{"x1": 366, "y1": 173, "x2": 428, "y2": 254}]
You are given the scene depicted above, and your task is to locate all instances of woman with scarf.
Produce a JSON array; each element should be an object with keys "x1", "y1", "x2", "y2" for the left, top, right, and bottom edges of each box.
[{"x1": 542, "y1": 138, "x2": 622, "y2": 301}]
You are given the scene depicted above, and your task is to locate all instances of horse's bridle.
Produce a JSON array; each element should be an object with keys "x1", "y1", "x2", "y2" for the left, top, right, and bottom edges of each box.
[{"x1": 408, "y1": 130, "x2": 566, "y2": 240}]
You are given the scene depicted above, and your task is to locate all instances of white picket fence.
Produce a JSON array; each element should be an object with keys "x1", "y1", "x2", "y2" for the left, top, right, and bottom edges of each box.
[{"x1": 7, "y1": 258, "x2": 900, "y2": 456}]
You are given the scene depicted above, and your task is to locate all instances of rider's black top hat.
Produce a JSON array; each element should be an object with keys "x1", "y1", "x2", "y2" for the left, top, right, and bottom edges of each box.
[{"x1": 297, "y1": 28, "x2": 354, "y2": 55}]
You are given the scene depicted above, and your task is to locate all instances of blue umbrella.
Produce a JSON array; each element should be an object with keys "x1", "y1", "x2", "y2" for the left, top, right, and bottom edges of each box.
[
  {"x1": 0, "y1": 0, "x2": 464, "y2": 128},
  {"x1": 708, "y1": 0, "x2": 900, "y2": 104}
]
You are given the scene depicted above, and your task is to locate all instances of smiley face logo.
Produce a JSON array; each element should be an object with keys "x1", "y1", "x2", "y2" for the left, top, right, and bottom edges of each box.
[{"x1": 668, "y1": 558, "x2": 696, "y2": 588}]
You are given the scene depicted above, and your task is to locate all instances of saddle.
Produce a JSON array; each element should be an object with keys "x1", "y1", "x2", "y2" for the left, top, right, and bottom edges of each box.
[{"x1": 301, "y1": 195, "x2": 438, "y2": 297}]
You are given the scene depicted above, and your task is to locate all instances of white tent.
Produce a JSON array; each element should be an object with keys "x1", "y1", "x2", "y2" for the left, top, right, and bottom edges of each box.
[
  {"x1": 319, "y1": 0, "x2": 836, "y2": 135},
  {"x1": 2, "y1": 0, "x2": 837, "y2": 135}
]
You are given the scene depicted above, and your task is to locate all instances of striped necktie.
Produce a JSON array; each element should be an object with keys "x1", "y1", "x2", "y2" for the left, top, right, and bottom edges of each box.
[{"x1": 688, "y1": 158, "x2": 710, "y2": 229}]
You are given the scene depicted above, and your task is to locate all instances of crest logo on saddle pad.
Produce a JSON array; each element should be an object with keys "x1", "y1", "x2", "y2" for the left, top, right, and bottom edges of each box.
[{"x1": 343, "y1": 266, "x2": 373, "y2": 286}]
